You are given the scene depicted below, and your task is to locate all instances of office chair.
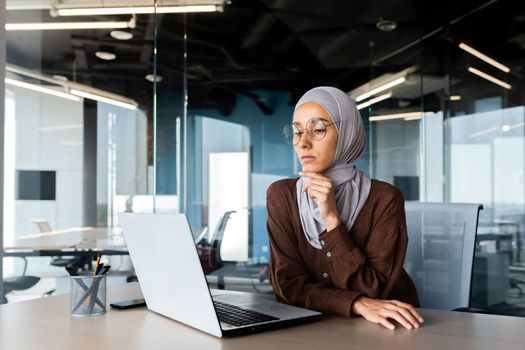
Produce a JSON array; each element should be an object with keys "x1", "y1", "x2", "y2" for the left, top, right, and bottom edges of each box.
[
  {"x1": 2, "y1": 257, "x2": 41, "y2": 304},
  {"x1": 123, "y1": 211, "x2": 237, "y2": 284},
  {"x1": 197, "y1": 211, "x2": 235, "y2": 275},
  {"x1": 403, "y1": 202, "x2": 483, "y2": 311}
]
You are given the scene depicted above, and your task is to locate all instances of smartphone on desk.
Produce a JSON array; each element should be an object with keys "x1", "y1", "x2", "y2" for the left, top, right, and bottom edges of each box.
[{"x1": 110, "y1": 298, "x2": 146, "y2": 310}]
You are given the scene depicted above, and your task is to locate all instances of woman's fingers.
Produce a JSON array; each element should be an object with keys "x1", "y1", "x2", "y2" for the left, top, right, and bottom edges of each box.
[
  {"x1": 390, "y1": 300, "x2": 424, "y2": 323},
  {"x1": 305, "y1": 187, "x2": 328, "y2": 201},
  {"x1": 363, "y1": 314, "x2": 396, "y2": 330},
  {"x1": 303, "y1": 183, "x2": 330, "y2": 194},
  {"x1": 355, "y1": 297, "x2": 421, "y2": 331},
  {"x1": 299, "y1": 171, "x2": 330, "y2": 182},
  {"x1": 378, "y1": 317, "x2": 396, "y2": 330},
  {"x1": 380, "y1": 309, "x2": 414, "y2": 329},
  {"x1": 302, "y1": 178, "x2": 332, "y2": 190},
  {"x1": 385, "y1": 304, "x2": 420, "y2": 328}
]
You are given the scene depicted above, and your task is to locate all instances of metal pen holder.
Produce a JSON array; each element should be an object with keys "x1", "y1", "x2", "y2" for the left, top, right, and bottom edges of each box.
[{"x1": 70, "y1": 274, "x2": 107, "y2": 317}]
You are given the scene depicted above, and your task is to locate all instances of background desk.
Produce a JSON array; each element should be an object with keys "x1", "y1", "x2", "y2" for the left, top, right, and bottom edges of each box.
[
  {"x1": 1, "y1": 282, "x2": 525, "y2": 350},
  {"x1": 3, "y1": 227, "x2": 128, "y2": 258}
]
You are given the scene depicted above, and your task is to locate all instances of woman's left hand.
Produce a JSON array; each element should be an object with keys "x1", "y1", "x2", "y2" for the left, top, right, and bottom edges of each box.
[{"x1": 300, "y1": 171, "x2": 341, "y2": 231}]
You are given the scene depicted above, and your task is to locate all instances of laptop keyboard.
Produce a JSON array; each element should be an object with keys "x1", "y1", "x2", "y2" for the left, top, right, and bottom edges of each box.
[{"x1": 213, "y1": 300, "x2": 279, "y2": 327}]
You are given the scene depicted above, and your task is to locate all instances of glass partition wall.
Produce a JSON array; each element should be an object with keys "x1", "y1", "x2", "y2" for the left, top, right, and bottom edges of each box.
[
  {"x1": 3, "y1": 0, "x2": 525, "y2": 317},
  {"x1": 181, "y1": 0, "x2": 525, "y2": 314},
  {"x1": 2, "y1": 0, "x2": 163, "y2": 302}
]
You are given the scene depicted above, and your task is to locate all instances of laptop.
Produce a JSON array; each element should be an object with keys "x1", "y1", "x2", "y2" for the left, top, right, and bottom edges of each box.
[{"x1": 119, "y1": 213, "x2": 321, "y2": 337}]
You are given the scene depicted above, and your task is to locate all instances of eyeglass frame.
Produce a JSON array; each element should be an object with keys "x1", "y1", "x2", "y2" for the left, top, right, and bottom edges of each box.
[{"x1": 282, "y1": 117, "x2": 341, "y2": 145}]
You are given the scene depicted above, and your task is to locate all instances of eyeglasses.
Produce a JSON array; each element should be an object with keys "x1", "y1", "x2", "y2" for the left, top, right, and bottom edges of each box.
[{"x1": 281, "y1": 118, "x2": 339, "y2": 145}]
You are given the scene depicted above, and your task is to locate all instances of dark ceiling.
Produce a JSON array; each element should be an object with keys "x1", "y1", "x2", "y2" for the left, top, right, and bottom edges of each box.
[{"x1": 5, "y1": 0, "x2": 524, "y2": 115}]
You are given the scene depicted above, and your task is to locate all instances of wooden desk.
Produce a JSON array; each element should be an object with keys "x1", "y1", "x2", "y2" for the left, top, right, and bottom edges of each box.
[{"x1": 1, "y1": 283, "x2": 525, "y2": 350}]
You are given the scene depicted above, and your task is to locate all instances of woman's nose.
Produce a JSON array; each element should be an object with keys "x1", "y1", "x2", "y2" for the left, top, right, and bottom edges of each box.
[{"x1": 296, "y1": 132, "x2": 312, "y2": 148}]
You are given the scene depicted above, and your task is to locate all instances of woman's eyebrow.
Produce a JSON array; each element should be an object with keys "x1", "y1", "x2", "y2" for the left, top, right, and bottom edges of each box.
[{"x1": 293, "y1": 117, "x2": 329, "y2": 126}]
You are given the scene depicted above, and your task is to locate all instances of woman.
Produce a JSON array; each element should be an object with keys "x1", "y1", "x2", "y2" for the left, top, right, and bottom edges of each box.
[{"x1": 266, "y1": 86, "x2": 422, "y2": 330}]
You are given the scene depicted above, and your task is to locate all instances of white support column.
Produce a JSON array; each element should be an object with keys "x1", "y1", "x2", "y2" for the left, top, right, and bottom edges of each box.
[{"x1": 0, "y1": 0, "x2": 7, "y2": 303}]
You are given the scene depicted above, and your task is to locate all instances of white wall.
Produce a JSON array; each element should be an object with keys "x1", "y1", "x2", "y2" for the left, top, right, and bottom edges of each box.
[{"x1": 10, "y1": 86, "x2": 83, "y2": 236}]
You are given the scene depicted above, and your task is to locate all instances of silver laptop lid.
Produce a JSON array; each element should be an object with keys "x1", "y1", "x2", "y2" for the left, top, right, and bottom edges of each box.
[{"x1": 119, "y1": 213, "x2": 223, "y2": 337}]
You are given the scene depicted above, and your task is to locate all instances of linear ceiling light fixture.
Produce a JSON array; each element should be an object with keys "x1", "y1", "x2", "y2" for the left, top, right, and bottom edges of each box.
[
  {"x1": 369, "y1": 112, "x2": 433, "y2": 122},
  {"x1": 4, "y1": 77, "x2": 81, "y2": 101},
  {"x1": 356, "y1": 91, "x2": 393, "y2": 110},
  {"x1": 468, "y1": 67, "x2": 512, "y2": 90},
  {"x1": 459, "y1": 43, "x2": 510, "y2": 73},
  {"x1": 70, "y1": 89, "x2": 137, "y2": 110},
  {"x1": 55, "y1": 5, "x2": 222, "y2": 16},
  {"x1": 5, "y1": 20, "x2": 132, "y2": 31},
  {"x1": 6, "y1": 64, "x2": 140, "y2": 110},
  {"x1": 355, "y1": 77, "x2": 406, "y2": 102}
]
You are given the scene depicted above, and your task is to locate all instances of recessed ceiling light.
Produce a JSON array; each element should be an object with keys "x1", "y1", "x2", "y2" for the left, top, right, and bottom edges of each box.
[
  {"x1": 376, "y1": 19, "x2": 397, "y2": 32},
  {"x1": 502, "y1": 125, "x2": 510, "y2": 132},
  {"x1": 145, "y1": 74, "x2": 163, "y2": 83},
  {"x1": 110, "y1": 30, "x2": 133, "y2": 40},
  {"x1": 52, "y1": 74, "x2": 68, "y2": 82},
  {"x1": 450, "y1": 95, "x2": 461, "y2": 101},
  {"x1": 95, "y1": 51, "x2": 116, "y2": 61}
]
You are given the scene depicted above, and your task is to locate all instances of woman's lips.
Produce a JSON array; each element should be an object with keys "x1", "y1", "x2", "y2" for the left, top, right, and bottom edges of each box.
[{"x1": 301, "y1": 156, "x2": 316, "y2": 162}]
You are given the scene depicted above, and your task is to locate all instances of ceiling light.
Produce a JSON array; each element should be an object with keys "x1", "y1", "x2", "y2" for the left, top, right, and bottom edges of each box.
[
  {"x1": 459, "y1": 43, "x2": 510, "y2": 73},
  {"x1": 369, "y1": 112, "x2": 433, "y2": 122},
  {"x1": 5, "y1": 21, "x2": 132, "y2": 31},
  {"x1": 56, "y1": 5, "x2": 222, "y2": 16},
  {"x1": 376, "y1": 19, "x2": 397, "y2": 32},
  {"x1": 502, "y1": 125, "x2": 510, "y2": 132},
  {"x1": 469, "y1": 127, "x2": 498, "y2": 139},
  {"x1": 110, "y1": 30, "x2": 133, "y2": 40},
  {"x1": 52, "y1": 74, "x2": 68, "y2": 82},
  {"x1": 39, "y1": 124, "x2": 83, "y2": 132},
  {"x1": 468, "y1": 67, "x2": 512, "y2": 90},
  {"x1": 356, "y1": 91, "x2": 393, "y2": 110},
  {"x1": 449, "y1": 95, "x2": 461, "y2": 101},
  {"x1": 70, "y1": 89, "x2": 137, "y2": 110},
  {"x1": 5, "y1": 77, "x2": 81, "y2": 102},
  {"x1": 7, "y1": 63, "x2": 139, "y2": 112},
  {"x1": 95, "y1": 51, "x2": 116, "y2": 61},
  {"x1": 145, "y1": 74, "x2": 163, "y2": 83},
  {"x1": 355, "y1": 77, "x2": 406, "y2": 102}
]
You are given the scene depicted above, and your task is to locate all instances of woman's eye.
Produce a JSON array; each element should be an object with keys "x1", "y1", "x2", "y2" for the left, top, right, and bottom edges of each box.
[{"x1": 313, "y1": 128, "x2": 325, "y2": 134}]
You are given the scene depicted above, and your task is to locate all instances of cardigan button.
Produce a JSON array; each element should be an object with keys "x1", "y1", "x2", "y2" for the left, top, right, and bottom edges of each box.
[
  {"x1": 320, "y1": 240, "x2": 325, "y2": 246},
  {"x1": 322, "y1": 272, "x2": 328, "y2": 279},
  {"x1": 326, "y1": 252, "x2": 332, "y2": 258}
]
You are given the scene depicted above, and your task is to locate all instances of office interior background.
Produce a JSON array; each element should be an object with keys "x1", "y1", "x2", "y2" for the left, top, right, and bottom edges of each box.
[{"x1": 1, "y1": 0, "x2": 524, "y2": 316}]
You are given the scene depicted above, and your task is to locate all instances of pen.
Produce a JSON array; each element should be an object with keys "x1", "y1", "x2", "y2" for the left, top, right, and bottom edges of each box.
[
  {"x1": 95, "y1": 262, "x2": 104, "y2": 275},
  {"x1": 99, "y1": 265, "x2": 111, "y2": 275},
  {"x1": 65, "y1": 267, "x2": 78, "y2": 276}
]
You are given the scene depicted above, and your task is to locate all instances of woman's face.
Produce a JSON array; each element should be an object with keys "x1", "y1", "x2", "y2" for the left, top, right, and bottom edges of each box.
[{"x1": 293, "y1": 102, "x2": 338, "y2": 173}]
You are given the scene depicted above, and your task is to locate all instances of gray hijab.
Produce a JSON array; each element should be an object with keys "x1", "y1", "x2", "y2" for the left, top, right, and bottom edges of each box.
[{"x1": 295, "y1": 86, "x2": 372, "y2": 249}]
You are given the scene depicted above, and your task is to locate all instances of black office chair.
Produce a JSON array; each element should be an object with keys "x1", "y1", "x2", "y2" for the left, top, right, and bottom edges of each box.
[
  {"x1": 125, "y1": 211, "x2": 235, "y2": 284},
  {"x1": 196, "y1": 211, "x2": 235, "y2": 275},
  {"x1": 2, "y1": 257, "x2": 41, "y2": 304}
]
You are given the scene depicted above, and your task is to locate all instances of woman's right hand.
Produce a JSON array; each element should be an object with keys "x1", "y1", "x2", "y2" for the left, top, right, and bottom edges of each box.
[{"x1": 351, "y1": 296, "x2": 424, "y2": 330}]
